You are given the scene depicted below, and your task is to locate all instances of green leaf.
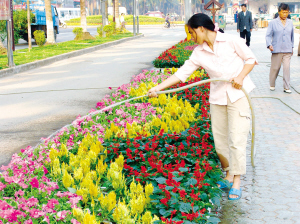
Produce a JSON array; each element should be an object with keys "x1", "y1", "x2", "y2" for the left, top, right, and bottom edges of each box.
[
  {"x1": 179, "y1": 167, "x2": 188, "y2": 172},
  {"x1": 165, "y1": 186, "x2": 174, "y2": 191},
  {"x1": 67, "y1": 187, "x2": 76, "y2": 194},
  {"x1": 174, "y1": 177, "x2": 183, "y2": 182},
  {"x1": 155, "y1": 177, "x2": 167, "y2": 184},
  {"x1": 207, "y1": 216, "x2": 221, "y2": 224},
  {"x1": 184, "y1": 178, "x2": 197, "y2": 187},
  {"x1": 179, "y1": 202, "x2": 192, "y2": 213},
  {"x1": 159, "y1": 209, "x2": 171, "y2": 217},
  {"x1": 211, "y1": 196, "x2": 220, "y2": 207}
]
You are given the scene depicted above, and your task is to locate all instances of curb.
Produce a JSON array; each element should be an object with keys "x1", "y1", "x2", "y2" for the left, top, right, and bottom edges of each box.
[{"x1": 0, "y1": 34, "x2": 144, "y2": 79}]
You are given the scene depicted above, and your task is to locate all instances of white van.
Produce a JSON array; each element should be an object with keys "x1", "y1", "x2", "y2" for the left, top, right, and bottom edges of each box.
[
  {"x1": 57, "y1": 8, "x2": 89, "y2": 21},
  {"x1": 108, "y1": 7, "x2": 127, "y2": 15}
]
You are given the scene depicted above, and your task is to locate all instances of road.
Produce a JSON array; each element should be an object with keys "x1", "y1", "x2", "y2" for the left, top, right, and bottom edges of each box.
[{"x1": 0, "y1": 26, "x2": 186, "y2": 167}]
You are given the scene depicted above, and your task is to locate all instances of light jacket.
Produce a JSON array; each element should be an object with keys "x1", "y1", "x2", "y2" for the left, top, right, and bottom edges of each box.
[{"x1": 265, "y1": 17, "x2": 294, "y2": 53}]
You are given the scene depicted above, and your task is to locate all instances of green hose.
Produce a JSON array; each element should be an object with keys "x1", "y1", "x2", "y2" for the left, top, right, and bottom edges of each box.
[{"x1": 48, "y1": 78, "x2": 257, "y2": 167}]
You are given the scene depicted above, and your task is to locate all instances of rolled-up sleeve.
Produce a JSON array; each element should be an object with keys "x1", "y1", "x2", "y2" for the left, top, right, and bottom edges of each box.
[
  {"x1": 265, "y1": 22, "x2": 273, "y2": 48},
  {"x1": 174, "y1": 50, "x2": 201, "y2": 83},
  {"x1": 232, "y1": 37, "x2": 258, "y2": 65}
]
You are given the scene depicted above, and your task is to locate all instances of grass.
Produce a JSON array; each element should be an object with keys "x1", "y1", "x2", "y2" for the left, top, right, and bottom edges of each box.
[{"x1": 0, "y1": 32, "x2": 133, "y2": 70}]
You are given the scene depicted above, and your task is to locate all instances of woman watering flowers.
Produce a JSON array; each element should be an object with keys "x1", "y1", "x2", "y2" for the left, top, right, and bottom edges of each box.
[{"x1": 148, "y1": 13, "x2": 258, "y2": 200}]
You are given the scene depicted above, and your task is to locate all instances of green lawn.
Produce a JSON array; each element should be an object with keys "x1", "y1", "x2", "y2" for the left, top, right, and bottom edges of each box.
[{"x1": 0, "y1": 32, "x2": 133, "y2": 70}]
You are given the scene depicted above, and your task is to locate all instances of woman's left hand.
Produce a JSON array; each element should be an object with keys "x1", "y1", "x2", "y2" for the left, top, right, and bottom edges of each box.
[{"x1": 230, "y1": 76, "x2": 244, "y2": 90}]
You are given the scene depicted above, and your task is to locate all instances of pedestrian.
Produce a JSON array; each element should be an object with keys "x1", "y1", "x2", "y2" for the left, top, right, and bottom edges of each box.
[
  {"x1": 237, "y1": 4, "x2": 253, "y2": 47},
  {"x1": 165, "y1": 14, "x2": 170, "y2": 28},
  {"x1": 266, "y1": 3, "x2": 294, "y2": 94},
  {"x1": 148, "y1": 13, "x2": 258, "y2": 200},
  {"x1": 120, "y1": 13, "x2": 126, "y2": 30}
]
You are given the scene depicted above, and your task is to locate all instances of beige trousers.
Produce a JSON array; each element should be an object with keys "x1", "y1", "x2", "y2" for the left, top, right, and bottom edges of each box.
[
  {"x1": 269, "y1": 53, "x2": 292, "y2": 90},
  {"x1": 210, "y1": 95, "x2": 250, "y2": 175}
]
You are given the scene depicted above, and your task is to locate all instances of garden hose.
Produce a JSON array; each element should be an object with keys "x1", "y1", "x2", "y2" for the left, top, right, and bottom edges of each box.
[{"x1": 47, "y1": 78, "x2": 255, "y2": 167}]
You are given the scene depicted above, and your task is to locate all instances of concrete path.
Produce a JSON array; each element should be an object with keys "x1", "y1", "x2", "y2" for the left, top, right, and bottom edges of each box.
[
  {"x1": 0, "y1": 26, "x2": 186, "y2": 167},
  {"x1": 218, "y1": 28, "x2": 300, "y2": 223}
]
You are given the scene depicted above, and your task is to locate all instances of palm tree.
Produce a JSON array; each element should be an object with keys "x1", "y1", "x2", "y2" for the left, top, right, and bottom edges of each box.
[
  {"x1": 115, "y1": 0, "x2": 120, "y2": 28},
  {"x1": 81, "y1": 0, "x2": 88, "y2": 32},
  {"x1": 45, "y1": 0, "x2": 55, "y2": 44}
]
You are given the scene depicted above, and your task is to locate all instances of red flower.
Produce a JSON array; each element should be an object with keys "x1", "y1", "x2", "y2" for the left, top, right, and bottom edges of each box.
[{"x1": 160, "y1": 198, "x2": 169, "y2": 207}]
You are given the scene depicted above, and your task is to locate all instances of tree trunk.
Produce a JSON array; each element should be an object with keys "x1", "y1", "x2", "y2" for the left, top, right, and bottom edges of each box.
[
  {"x1": 115, "y1": 0, "x2": 120, "y2": 27},
  {"x1": 105, "y1": 0, "x2": 108, "y2": 23},
  {"x1": 45, "y1": 0, "x2": 55, "y2": 44},
  {"x1": 81, "y1": 0, "x2": 87, "y2": 32}
]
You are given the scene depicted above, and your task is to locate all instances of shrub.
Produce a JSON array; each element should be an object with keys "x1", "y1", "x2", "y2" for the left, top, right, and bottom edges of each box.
[
  {"x1": 0, "y1": 10, "x2": 35, "y2": 44},
  {"x1": 97, "y1": 25, "x2": 103, "y2": 36},
  {"x1": 103, "y1": 24, "x2": 114, "y2": 37},
  {"x1": 33, "y1": 30, "x2": 46, "y2": 47},
  {"x1": 72, "y1": 27, "x2": 83, "y2": 40}
]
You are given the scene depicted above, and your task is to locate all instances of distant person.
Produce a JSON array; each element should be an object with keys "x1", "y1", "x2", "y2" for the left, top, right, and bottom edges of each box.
[
  {"x1": 237, "y1": 4, "x2": 253, "y2": 46},
  {"x1": 234, "y1": 10, "x2": 238, "y2": 23},
  {"x1": 165, "y1": 14, "x2": 170, "y2": 28},
  {"x1": 120, "y1": 13, "x2": 126, "y2": 29},
  {"x1": 266, "y1": 3, "x2": 294, "y2": 93}
]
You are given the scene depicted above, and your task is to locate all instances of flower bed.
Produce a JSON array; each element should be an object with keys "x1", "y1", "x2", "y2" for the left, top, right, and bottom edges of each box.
[
  {"x1": 152, "y1": 40, "x2": 199, "y2": 68},
  {"x1": 0, "y1": 68, "x2": 222, "y2": 224}
]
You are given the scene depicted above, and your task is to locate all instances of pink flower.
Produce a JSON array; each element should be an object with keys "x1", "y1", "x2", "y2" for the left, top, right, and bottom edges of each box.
[
  {"x1": 43, "y1": 215, "x2": 50, "y2": 224},
  {"x1": 57, "y1": 210, "x2": 70, "y2": 220},
  {"x1": 71, "y1": 219, "x2": 81, "y2": 224},
  {"x1": 24, "y1": 220, "x2": 33, "y2": 224},
  {"x1": 30, "y1": 178, "x2": 39, "y2": 188},
  {"x1": 47, "y1": 199, "x2": 59, "y2": 209},
  {"x1": 14, "y1": 190, "x2": 24, "y2": 198},
  {"x1": 0, "y1": 183, "x2": 6, "y2": 191},
  {"x1": 43, "y1": 166, "x2": 49, "y2": 175},
  {"x1": 29, "y1": 208, "x2": 45, "y2": 218}
]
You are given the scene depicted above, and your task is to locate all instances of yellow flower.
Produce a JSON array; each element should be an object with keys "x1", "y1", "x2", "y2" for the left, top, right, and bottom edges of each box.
[
  {"x1": 51, "y1": 157, "x2": 61, "y2": 177},
  {"x1": 59, "y1": 143, "x2": 68, "y2": 157},
  {"x1": 74, "y1": 167, "x2": 83, "y2": 181},
  {"x1": 112, "y1": 201, "x2": 134, "y2": 224},
  {"x1": 80, "y1": 158, "x2": 91, "y2": 175},
  {"x1": 72, "y1": 208, "x2": 84, "y2": 222},
  {"x1": 99, "y1": 191, "x2": 116, "y2": 212},
  {"x1": 62, "y1": 170, "x2": 74, "y2": 189},
  {"x1": 89, "y1": 182, "x2": 99, "y2": 198},
  {"x1": 142, "y1": 211, "x2": 152, "y2": 224},
  {"x1": 83, "y1": 211, "x2": 98, "y2": 224},
  {"x1": 145, "y1": 183, "x2": 154, "y2": 198},
  {"x1": 96, "y1": 159, "x2": 107, "y2": 179},
  {"x1": 115, "y1": 154, "x2": 124, "y2": 171},
  {"x1": 49, "y1": 148, "x2": 59, "y2": 163}
]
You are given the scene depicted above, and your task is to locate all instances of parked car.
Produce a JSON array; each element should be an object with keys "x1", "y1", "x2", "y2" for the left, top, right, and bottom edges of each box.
[{"x1": 145, "y1": 11, "x2": 164, "y2": 18}]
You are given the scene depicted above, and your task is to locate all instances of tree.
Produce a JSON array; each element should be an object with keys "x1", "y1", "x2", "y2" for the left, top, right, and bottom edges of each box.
[
  {"x1": 81, "y1": 0, "x2": 88, "y2": 32},
  {"x1": 115, "y1": 0, "x2": 120, "y2": 28},
  {"x1": 45, "y1": 0, "x2": 55, "y2": 44}
]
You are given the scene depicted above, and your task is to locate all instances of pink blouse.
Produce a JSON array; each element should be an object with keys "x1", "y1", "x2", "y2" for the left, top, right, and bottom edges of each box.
[{"x1": 174, "y1": 31, "x2": 258, "y2": 105}]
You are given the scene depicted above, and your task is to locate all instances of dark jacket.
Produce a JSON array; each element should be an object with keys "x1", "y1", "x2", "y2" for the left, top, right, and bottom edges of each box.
[{"x1": 237, "y1": 10, "x2": 253, "y2": 32}]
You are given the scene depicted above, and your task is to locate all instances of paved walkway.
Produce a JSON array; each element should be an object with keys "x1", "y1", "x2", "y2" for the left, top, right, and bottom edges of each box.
[{"x1": 218, "y1": 29, "x2": 300, "y2": 223}]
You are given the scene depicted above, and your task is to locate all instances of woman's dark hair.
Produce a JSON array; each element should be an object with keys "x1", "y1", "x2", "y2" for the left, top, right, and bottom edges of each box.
[
  {"x1": 278, "y1": 3, "x2": 289, "y2": 12},
  {"x1": 187, "y1": 13, "x2": 224, "y2": 33}
]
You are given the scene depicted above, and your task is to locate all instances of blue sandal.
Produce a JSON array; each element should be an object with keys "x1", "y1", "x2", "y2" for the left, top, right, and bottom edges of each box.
[
  {"x1": 228, "y1": 187, "x2": 242, "y2": 200},
  {"x1": 216, "y1": 181, "x2": 233, "y2": 189}
]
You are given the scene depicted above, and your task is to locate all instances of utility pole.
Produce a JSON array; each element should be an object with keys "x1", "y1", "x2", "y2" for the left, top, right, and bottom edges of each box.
[
  {"x1": 27, "y1": 0, "x2": 32, "y2": 51},
  {"x1": 6, "y1": 0, "x2": 15, "y2": 68},
  {"x1": 136, "y1": 0, "x2": 139, "y2": 34},
  {"x1": 133, "y1": 0, "x2": 136, "y2": 36},
  {"x1": 101, "y1": 0, "x2": 106, "y2": 37},
  {"x1": 184, "y1": 0, "x2": 192, "y2": 24}
]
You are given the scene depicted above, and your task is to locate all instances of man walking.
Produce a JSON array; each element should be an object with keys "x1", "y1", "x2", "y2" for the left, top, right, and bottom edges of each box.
[{"x1": 237, "y1": 4, "x2": 253, "y2": 46}]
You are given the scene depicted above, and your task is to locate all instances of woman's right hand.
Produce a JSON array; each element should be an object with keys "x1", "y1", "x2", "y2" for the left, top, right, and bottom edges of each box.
[
  {"x1": 148, "y1": 87, "x2": 160, "y2": 98},
  {"x1": 268, "y1": 45, "x2": 274, "y2": 51}
]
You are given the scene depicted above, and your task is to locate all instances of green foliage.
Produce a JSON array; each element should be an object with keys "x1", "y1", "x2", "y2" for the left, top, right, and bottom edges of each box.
[
  {"x1": 72, "y1": 27, "x2": 83, "y2": 39},
  {"x1": 67, "y1": 15, "x2": 165, "y2": 25},
  {"x1": 0, "y1": 10, "x2": 35, "y2": 43},
  {"x1": 33, "y1": 30, "x2": 46, "y2": 47},
  {"x1": 103, "y1": 24, "x2": 114, "y2": 37},
  {"x1": 97, "y1": 25, "x2": 103, "y2": 36}
]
